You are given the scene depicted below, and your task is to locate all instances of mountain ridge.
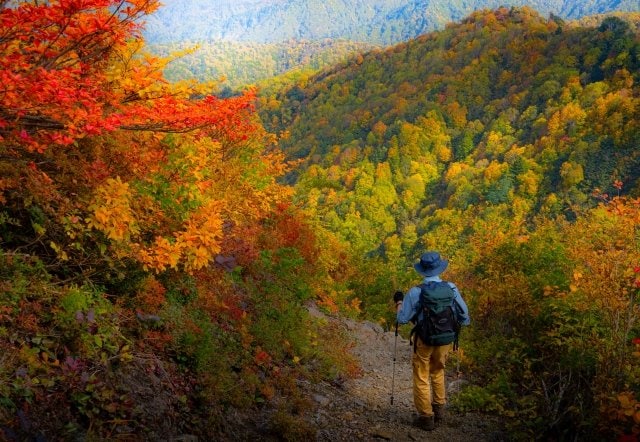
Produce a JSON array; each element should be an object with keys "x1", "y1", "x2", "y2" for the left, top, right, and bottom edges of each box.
[
  {"x1": 144, "y1": 0, "x2": 640, "y2": 45},
  {"x1": 257, "y1": 7, "x2": 640, "y2": 256},
  {"x1": 149, "y1": 38, "x2": 377, "y2": 89}
]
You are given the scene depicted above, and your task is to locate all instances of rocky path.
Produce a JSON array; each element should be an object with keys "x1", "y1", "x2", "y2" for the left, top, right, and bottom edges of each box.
[{"x1": 305, "y1": 306, "x2": 501, "y2": 441}]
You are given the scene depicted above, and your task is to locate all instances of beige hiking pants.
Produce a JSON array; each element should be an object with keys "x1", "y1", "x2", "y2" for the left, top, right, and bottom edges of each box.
[{"x1": 412, "y1": 337, "x2": 451, "y2": 416}]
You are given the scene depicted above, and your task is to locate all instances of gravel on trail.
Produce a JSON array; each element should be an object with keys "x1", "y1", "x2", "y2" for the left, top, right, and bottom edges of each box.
[{"x1": 303, "y1": 305, "x2": 504, "y2": 442}]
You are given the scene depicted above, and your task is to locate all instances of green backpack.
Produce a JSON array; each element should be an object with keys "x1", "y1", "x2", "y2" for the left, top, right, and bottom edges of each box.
[{"x1": 409, "y1": 281, "x2": 459, "y2": 351}]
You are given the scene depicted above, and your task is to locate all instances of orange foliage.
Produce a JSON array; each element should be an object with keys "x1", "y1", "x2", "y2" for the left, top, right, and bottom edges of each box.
[
  {"x1": 135, "y1": 277, "x2": 167, "y2": 312},
  {"x1": 0, "y1": 1, "x2": 255, "y2": 153},
  {"x1": 1, "y1": 1, "x2": 294, "y2": 275},
  {"x1": 263, "y1": 204, "x2": 318, "y2": 262},
  {"x1": 1, "y1": 0, "x2": 156, "y2": 151}
]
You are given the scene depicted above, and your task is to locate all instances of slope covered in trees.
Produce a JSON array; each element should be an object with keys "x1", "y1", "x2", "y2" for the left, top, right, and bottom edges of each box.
[
  {"x1": 144, "y1": 0, "x2": 640, "y2": 45},
  {"x1": 144, "y1": 1, "x2": 640, "y2": 88},
  {"x1": 146, "y1": 0, "x2": 640, "y2": 90},
  {"x1": 148, "y1": 39, "x2": 376, "y2": 90},
  {"x1": 259, "y1": 7, "x2": 640, "y2": 439},
  {"x1": 261, "y1": 6, "x2": 640, "y2": 255}
]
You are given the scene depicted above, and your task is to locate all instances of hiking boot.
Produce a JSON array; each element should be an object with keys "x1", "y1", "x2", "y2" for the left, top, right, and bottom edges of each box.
[
  {"x1": 413, "y1": 414, "x2": 435, "y2": 431},
  {"x1": 432, "y1": 403, "x2": 446, "y2": 424}
]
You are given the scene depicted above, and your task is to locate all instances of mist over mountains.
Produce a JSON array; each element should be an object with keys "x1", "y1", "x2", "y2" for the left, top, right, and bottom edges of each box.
[{"x1": 144, "y1": 0, "x2": 640, "y2": 45}]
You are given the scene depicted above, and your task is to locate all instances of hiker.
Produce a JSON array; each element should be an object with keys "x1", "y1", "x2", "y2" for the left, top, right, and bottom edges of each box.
[{"x1": 394, "y1": 251, "x2": 470, "y2": 431}]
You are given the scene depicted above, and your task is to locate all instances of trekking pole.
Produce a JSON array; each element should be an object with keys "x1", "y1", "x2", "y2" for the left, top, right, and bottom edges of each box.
[
  {"x1": 390, "y1": 321, "x2": 399, "y2": 406},
  {"x1": 455, "y1": 327, "x2": 462, "y2": 378}
]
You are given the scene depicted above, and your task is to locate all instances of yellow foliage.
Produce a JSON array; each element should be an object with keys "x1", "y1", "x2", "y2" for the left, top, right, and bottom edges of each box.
[
  {"x1": 445, "y1": 162, "x2": 471, "y2": 183},
  {"x1": 383, "y1": 234, "x2": 402, "y2": 263},
  {"x1": 503, "y1": 145, "x2": 526, "y2": 165},
  {"x1": 107, "y1": 40, "x2": 218, "y2": 101},
  {"x1": 517, "y1": 170, "x2": 540, "y2": 196},
  {"x1": 444, "y1": 101, "x2": 467, "y2": 128},
  {"x1": 375, "y1": 162, "x2": 392, "y2": 182},
  {"x1": 547, "y1": 102, "x2": 586, "y2": 137},
  {"x1": 177, "y1": 201, "x2": 224, "y2": 272},
  {"x1": 435, "y1": 145, "x2": 452, "y2": 162},
  {"x1": 483, "y1": 160, "x2": 507, "y2": 183},
  {"x1": 511, "y1": 196, "x2": 531, "y2": 220},
  {"x1": 327, "y1": 165, "x2": 341, "y2": 182},
  {"x1": 307, "y1": 165, "x2": 321, "y2": 178},
  {"x1": 484, "y1": 131, "x2": 511, "y2": 157},
  {"x1": 541, "y1": 193, "x2": 560, "y2": 213},
  {"x1": 137, "y1": 201, "x2": 224, "y2": 273},
  {"x1": 404, "y1": 174, "x2": 425, "y2": 196},
  {"x1": 87, "y1": 177, "x2": 138, "y2": 242},
  {"x1": 590, "y1": 91, "x2": 637, "y2": 144},
  {"x1": 559, "y1": 161, "x2": 584, "y2": 189}
]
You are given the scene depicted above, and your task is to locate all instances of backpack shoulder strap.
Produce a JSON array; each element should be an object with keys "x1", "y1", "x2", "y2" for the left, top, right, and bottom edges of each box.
[{"x1": 444, "y1": 280, "x2": 457, "y2": 290}]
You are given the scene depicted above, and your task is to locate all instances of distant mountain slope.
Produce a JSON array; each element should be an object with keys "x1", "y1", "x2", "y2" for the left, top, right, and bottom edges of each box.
[
  {"x1": 144, "y1": 0, "x2": 640, "y2": 45},
  {"x1": 148, "y1": 39, "x2": 376, "y2": 89},
  {"x1": 257, "y1": 7, "x2": 640, "y2": 256}
]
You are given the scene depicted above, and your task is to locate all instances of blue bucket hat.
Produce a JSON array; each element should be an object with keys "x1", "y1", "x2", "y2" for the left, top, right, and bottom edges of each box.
[{"x1": 414, "y1": 252, "x2": 448, "y2": 277}]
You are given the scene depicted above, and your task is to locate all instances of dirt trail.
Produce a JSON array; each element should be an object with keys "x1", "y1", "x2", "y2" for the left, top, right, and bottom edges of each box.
[{"x1": 305, "y1": 305, "x2": 501, "y2": 441}]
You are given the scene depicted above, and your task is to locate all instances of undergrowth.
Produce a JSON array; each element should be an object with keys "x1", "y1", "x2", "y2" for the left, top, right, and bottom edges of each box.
[{"x1": 0, "y1": 248, "x2": 356, "y2": 440}]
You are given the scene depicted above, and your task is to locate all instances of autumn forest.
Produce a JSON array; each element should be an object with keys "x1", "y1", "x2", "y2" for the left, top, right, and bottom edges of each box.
[{"x1": 1, "y1": 1, "x2": 640, "y2": 441}]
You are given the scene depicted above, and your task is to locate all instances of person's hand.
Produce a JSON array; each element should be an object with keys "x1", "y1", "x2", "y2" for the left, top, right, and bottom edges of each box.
[{"x1": 393, "y1": 291, "x2": 404, "y2": 303}]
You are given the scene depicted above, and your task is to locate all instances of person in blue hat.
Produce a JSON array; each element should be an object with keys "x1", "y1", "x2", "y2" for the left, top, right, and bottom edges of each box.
[{"x1": 394, "y1": 252, "x2": 470, "y2": 431}]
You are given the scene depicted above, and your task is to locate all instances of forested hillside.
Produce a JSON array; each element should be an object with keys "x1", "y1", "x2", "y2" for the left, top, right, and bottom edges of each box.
[
  {"x1": 148, "y1": 39, "x2": 375, "y2": 90},
  {"x1": 144, "y1": 0, "x2": 640, "y2": 96},
  {"x1": 261, "y1": 6, "x2": 640, "y2": 256},
  {"x1": 144, "y1": 0, "x2": 640, "y2": 45},
  {"x1": 259, "y1": 7, "x2": 640, "y2": 438}
]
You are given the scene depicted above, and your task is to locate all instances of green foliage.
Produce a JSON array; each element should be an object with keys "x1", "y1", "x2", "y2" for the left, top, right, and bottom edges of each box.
[
  {"x1": 0, "y1": 0, "x2": 367, "y2": 439},
  {"x1": 451, "y1": 384, "x2": 503, "y2": 413},
  {"x1": 483, "y1": 231, "x2": 572, "y2": 297},
  {"x1": 0, "y1": 240, "x2": 358, "y2": 438},
  {"x1": 163, "y1": 300, "x2": 254, "y2": 406},
  {"x1": 453, "y1": 196, "x2": 640, "y2": 440},
  {"x1": 0, "y1": 253, "x2": 141, "y2": 436},
  {"x1": 247, "y1": 249, "x2": 313, "y2": 360},
  {"x1": 148, "y1": 39, "x2": 376, "y2": 88},
  {"x1": 5, "y1": 3, "x2": 640, "y2": 440}
]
